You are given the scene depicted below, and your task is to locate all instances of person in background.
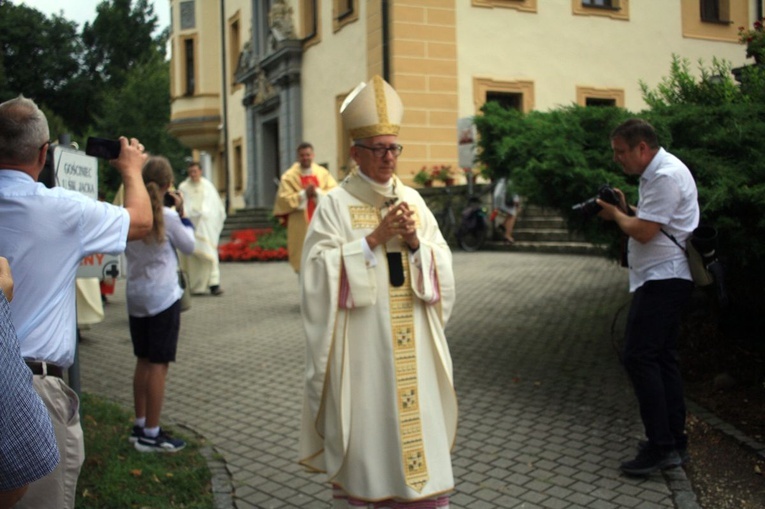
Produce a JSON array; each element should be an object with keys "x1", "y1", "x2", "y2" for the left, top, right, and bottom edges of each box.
[
  {"x1": 126, "y1": 156, "x2": 195, "y2": 453},
  {"x1": 75, "y1": 278, "x2": 105, "y2": 327},
  {"x1": 273, "y1": 142, "x2": 337, "y2": 273},
  {"x1": 178, "y1": 161, "x2": 226, "y2": 295},
  {"x1": 298, "y1": 76, "x2": 457, "y2": 508},
  {"x1": 597, "y1": 118, "x2": 698, "y2": 476},
  {"x1": 0, "y1": 95, "x2": 152, "y2": 509},
  {"x1": 0, "y1": 257, "x2": 59, "y2": 509},
  {"x1": 492, "y1": 177, "x2": 521, "y2": 244}
]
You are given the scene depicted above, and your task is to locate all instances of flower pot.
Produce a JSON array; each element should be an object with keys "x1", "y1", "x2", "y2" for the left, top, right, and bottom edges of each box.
[
  {"x1": 444, "y1": 178, "x2": 455, "y2": 186},
  {"x1": 424, "y1": 180, "x2": 433, "y2": 187}
]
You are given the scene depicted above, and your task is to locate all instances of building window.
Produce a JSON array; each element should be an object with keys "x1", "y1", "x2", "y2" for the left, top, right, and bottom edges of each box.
[
  {"x1": 474, "y1": 77, "x2": 535, "y2": 114},
  {"x1": 229, "y1": 13, "x2": 242, "y2": 93},
  {"x1": 572, "y1": 0, "x2": 629, "y2": 20},
  {"x1": 582, "y1": 0, "x2": 615, "y2": 7},
  {"x1": 183, "y1": 38, "x2": 195, "y2": 96},
  {"x1": 333, "y1": 0, "x2": 358, "y2": 32},
  {"x1": 486, "y1": 92, "x2": 523, "y2": 111},
  {"x1": 472, "y1": 0, "x2": 537, "y2": 13},
  {"x1": 700, "y1": 0, "x2": 731, "y2": 23},
  {"x1": 233, "y1": 139, "x2": 244, "y2": 192},
  {"x1": 301, "y1": 0, "x2": 321, "y2": 48},
  {"x1": 180, "y1": 0, "x2": 195, "y2": 30},
  {"x1": 586, "y1": 97, "x2": 616, "y2": 106},
  {"x1": 681, "y1": 0, "x2": 742, "y2": 42},
  {"x1": 576, "y1": 86, "x2": 625, "y2": 108},
  {"x1": 336, "y1": 0, "x2": 353, "y2": 19}
]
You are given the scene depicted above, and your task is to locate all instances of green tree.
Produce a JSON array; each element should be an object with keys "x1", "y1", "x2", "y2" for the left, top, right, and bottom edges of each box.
[
  {"x1": 0, "y1": 1, "x2": 82, "y2": 129},
  {"x1": 93, "y1": 51, "x2": 189, "y2": 198},
  {"x1": 474, "y1": 102, "x2": 633, "y2": 256},
  {"x1": 1, "y1": 0, "x2": 189, "y2": 198},
  {"x1": 81, "y1": 0, "x2": 163, "y2": 91}
]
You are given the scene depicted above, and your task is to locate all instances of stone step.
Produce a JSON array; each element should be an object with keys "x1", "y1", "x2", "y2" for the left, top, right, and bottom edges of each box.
[
  {"x1": 483, "y1": 240, "x2": 608, "y2": 256},
  {"x1": 516, "y1": 216, "x2": 567, "y2": 229},
  {"x1": 521, "y1": 204, "x2": 566, "y2": 217},
  {"x1": 221, "y1": 207, "x2": 274, "y2": 239},
  {"x1": 504, "y1": 228, "x2": 586, "y2": 243}
]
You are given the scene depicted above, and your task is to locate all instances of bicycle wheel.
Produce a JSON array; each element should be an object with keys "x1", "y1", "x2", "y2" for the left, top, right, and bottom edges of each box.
[
  {"x1": 458, "y1": 225, "x2": 487, "y2": 252},
  {"x1": 437, "y1": 209, "x2": 454, "y2": 242}
]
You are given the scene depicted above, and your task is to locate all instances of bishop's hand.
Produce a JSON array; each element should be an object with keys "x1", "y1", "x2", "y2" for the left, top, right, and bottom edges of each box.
[{"x1": 366, "y1": 202, "x2": 417, "y2": 250}]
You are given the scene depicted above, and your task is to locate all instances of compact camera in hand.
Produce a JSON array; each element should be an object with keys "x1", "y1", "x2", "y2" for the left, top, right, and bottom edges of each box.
[
  {"x1": 571, "y1": 184, "x2": 621, "y2": 218},
  {"x1": 85, "y1": 137, "x2": 121, "y2": 160}
]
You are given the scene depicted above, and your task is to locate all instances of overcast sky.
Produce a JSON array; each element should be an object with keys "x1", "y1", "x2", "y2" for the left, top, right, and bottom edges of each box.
[{"x1": 18, "y1": 0, "x2": 170, "y2": 31}]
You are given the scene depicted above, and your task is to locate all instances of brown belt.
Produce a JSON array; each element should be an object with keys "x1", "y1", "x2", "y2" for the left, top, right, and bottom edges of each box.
[{"x1": 25, "y1": 361, "x2": 65, "y2": 379}]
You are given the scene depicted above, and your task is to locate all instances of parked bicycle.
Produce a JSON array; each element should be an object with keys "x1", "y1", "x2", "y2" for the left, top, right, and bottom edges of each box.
[
  {"x1": 433, "y1": 185, "x2": 491, "y2": 252},
  {"x1": 434, "y1": 186, "x2": 458, "y2": 243},
  {"x1": 455, "y1": 196, "x2": 490, "y2": 252}
]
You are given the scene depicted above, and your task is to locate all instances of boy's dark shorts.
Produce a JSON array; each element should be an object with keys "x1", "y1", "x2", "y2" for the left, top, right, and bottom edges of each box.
[{"x1": 129, "y1": 299, "x2": 181, "y2": 363}]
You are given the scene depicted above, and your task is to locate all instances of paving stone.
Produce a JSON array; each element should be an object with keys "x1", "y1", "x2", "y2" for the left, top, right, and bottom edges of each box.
[
  {"x1": 79, "y1": 252, "x2": 695, "y2": 508},
  {"x1": 540, "y1": 496, "x2": 570, "y2": 509}
]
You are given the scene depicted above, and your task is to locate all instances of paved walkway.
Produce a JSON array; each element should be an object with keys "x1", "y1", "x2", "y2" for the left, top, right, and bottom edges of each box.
[{"x1": 79, "y1": 251, "x2": 695, "y2": 508}]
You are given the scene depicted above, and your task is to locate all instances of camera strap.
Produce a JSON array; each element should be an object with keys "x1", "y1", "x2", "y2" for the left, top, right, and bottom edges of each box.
[{"x1": 660, "y1": 229, "x2": 686, "y2": 253}]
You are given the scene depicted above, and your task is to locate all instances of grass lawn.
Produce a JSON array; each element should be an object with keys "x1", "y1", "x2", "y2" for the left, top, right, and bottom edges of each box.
[{"x1": 75, "y1": 393, "x2": 214, "y2": 508}]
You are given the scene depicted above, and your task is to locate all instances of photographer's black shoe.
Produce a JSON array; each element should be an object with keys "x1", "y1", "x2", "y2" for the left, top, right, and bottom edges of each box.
[
  {"x1": 620, "y1": 447, "x2": 681, "y2": 476},
  {"x1": 638, "y1": 440, "x2": 690, "y2": 464}
]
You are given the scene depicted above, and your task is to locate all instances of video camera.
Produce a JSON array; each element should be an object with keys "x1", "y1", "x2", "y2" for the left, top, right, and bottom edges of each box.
[{"x1": 571, "y1": 184, "x2": 621, "y2": 218}]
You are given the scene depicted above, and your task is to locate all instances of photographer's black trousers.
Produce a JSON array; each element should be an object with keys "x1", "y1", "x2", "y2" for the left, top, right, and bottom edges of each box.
[{"x1": 623, "y1": 278, "x2": 693, "y2": 451}]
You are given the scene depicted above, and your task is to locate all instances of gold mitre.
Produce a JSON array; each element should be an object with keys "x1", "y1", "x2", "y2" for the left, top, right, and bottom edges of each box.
[{"x1": 340, "y1": 75, "x2": 403, "y2": 140}]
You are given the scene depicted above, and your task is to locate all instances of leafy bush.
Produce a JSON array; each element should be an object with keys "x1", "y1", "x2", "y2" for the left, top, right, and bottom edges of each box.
[
  {"x1": 255, "y1": 224, "x2": 288, "y2": 251},
  {"x1": 474, "y1": 102, "x2": 635, "y2": 255}
]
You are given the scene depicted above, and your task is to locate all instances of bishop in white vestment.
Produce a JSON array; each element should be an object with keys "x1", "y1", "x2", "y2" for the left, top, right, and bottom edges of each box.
[{"x1": 298, "y1": 75, "x2": 458, "y2": 508}]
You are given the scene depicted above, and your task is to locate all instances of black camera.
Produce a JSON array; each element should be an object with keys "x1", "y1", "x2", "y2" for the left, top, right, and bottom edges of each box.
[
  {"x1": 85, "y1": 137, "x2": 121, "y2": 160},
  {"x1": 572, "y1": 184, "x2": 620, "y2": 218},
  {"x1": 163, "y1": 192, "x2": 176, "y2": 208}
]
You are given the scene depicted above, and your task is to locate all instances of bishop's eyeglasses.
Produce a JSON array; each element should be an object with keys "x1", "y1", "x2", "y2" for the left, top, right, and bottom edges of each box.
[{"x1": 354, "y1": 144, "x2": 404, "y2": 158}]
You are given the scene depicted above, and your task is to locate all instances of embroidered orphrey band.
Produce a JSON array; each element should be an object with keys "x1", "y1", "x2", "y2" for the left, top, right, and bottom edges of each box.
[
  {"x1": 389, "y1": 253, "x2": 428, "y2": 492},
  {"x1": 349, "y1": 205, "x2": 378, "y2": 229},
  {"x1": 349, "y1": 200, "x2": 429, "y2": 490}
]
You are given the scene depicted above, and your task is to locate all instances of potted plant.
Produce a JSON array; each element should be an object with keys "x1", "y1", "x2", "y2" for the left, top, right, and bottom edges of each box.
[
  {"x1": 431, "y1": 164, "x2": 454, "y2": 186},
  {"x1": 738, "y1": 19, "x2": 765, "y2": 63},
  {"x1": 413, "y1": 166, "x2": 433, "y2": 187}
]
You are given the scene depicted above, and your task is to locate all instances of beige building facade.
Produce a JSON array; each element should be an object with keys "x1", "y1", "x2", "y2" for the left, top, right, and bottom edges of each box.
[
  {"x1": 168, "y1": 0, "x2": 251, "y2": 211},
  {"x1": 168, "y1": 0, "x2": 762, "y2": 210}
]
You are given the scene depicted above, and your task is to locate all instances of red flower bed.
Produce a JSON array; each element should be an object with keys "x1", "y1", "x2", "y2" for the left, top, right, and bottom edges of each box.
[{"x1": 218, "y1": 228, "x2": 288, "y2": 262}]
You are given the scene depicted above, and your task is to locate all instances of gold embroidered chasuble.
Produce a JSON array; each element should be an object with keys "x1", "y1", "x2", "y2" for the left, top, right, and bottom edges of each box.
[
  {"x1": 299, "y1": 173, "x2": 458, "y2": 502},
  {"x1": 273, "y1": 163, "x2": 337, "y2": 272}
]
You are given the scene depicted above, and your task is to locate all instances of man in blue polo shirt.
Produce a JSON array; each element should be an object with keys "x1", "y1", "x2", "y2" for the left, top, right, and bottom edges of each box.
[
  {"x1": 0, "y1": 95, "x2": 152, "y2": 508},
  {"x1": 0, "y1": 257, "x2": 59, "y2": 509},
  {"x1": 597, "y1": 118, "x2": 699, "y2": 476}
]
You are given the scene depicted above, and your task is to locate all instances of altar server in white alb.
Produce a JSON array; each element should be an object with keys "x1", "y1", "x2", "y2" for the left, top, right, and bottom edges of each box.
[
  {"x1": 178, "y1": 162, "x2": 226, "y2": 296},
  {"x1": 298, "y1": 75, "x2": 458, "y2": 508}
]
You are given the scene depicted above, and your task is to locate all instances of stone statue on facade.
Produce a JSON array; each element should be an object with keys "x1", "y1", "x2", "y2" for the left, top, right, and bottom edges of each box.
[
  {"x1": 236, "y1": 40, "x2": 254, "y2": 79},
  {"x1": 253, "y1": 69, "x2": 276, "y2": 105},
  {"x1": 268, "y1": 0, "x2": 295, "y2": 49}
]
